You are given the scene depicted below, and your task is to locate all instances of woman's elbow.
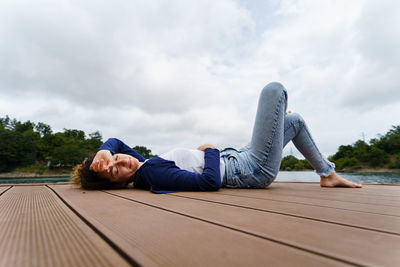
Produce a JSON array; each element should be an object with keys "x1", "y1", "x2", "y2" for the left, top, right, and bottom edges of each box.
[{"x1": 203, "y1": 177, "x2": 221, "y2": 191}]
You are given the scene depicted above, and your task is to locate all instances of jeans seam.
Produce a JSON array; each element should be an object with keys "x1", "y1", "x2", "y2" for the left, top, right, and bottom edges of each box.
[
  {"x1": 302, "y1": 123, "x2": 333, "y2": 174},
  {"x1": 261, "y1": 90, "x2": 286, "y2": 169}
]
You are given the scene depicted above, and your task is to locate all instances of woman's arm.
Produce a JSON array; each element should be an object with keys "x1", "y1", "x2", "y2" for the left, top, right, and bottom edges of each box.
[
  {"x1": 89, "y1": 138, "x2": 146, "y2": 174},
  {"x1": 98, "y1": 138, "x2": 146, "y2": 162},
  {"x1": 136, "y1": 148, "x2": 221, "y2": 191}
]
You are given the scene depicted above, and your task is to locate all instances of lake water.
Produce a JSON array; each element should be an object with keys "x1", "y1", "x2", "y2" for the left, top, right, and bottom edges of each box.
[
  {"x1": 276, "y1": 171, "x2": 400, "y2": 184},
  {"x1": 0, "y1": 177, "x2": 70, "y2": 184},
  {"x1": 0, "y1": 172, "x2": 399, "y2": 184}
]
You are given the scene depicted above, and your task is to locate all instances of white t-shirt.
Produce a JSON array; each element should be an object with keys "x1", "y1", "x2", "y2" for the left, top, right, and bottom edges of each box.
[{"x1": 159, "y1": 148, "x2": 225, "y2": 182}]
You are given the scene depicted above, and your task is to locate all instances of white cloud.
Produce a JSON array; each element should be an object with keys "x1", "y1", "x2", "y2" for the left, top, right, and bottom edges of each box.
[{"x1": 0, "y1": 0, "x2": 398, "y2": 159}]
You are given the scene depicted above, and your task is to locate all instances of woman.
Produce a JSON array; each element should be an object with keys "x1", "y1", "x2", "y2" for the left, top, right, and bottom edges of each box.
[{"x1": 72, "y1": 82, "x2": 362, "y2": 192}]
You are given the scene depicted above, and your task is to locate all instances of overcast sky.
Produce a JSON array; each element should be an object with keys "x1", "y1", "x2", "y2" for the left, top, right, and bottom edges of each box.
[{"x1": 1, "y1": 0, "x2": 399, "y2": 158}]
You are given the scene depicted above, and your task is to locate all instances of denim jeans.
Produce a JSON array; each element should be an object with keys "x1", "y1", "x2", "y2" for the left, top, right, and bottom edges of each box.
[{"x1": 221, "y1": 82, "x2": 335, "y2": 188}]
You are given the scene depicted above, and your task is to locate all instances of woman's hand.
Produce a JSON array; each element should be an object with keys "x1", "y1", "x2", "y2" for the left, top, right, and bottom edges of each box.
[
  {"x1": 90, "y1": 150, "x2": 112, "y2": 173},
  {"x1": 90, "y1": 158, "x2": 109, "y2": 173},
  {"x1": 197, "y1": 144, "x2": 216, "y2": 151}
]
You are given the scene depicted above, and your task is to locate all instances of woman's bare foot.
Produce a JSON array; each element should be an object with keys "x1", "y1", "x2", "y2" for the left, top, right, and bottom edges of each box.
[{"x1": 320, "y1": 172, "x2": 362, "y2": 188}]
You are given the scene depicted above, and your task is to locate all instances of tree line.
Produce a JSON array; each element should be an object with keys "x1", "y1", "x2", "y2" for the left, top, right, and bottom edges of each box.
[
  {"x1": 0, "y1": 116, "x2": 103, "y2": 172},
  {"x1": 280, "y1": 125, "x2": 400, "y2": 171},
  {"x1": 1, "y1": 115, "x2": 399, "y2": 173},
  {"x1": 0, "y1": 116, "x2": 157, "y2": 173},
  {"x1": 328, "y1": 125, "x2": 400, "y2": 170}
]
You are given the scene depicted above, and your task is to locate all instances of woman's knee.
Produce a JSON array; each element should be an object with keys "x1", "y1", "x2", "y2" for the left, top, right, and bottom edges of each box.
[
  {"x1": 286, "y1": 112, "x2": 305, "y2": 129},
  {"x1": 262, "y1": 82, "x2": 286, "y2": 95},
  {"x1": 260, "y1": 82, "x2": 287, "y2": 102}
]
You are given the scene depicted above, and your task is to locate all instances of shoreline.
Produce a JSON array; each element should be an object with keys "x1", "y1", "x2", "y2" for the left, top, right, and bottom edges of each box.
[
  {"x1": 279, "y1": 168, "x2": 400, "y2": 173},
  {"x1": 1, "y1": 168, "x2": 400, "y2": 179},
  {"x1": 0, "y1": 172, "x2": 71, "y2": 179}
]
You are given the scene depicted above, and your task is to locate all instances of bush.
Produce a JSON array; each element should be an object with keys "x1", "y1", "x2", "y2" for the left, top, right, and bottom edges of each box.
[
  {"x1": 280, "y1": 156, "x2": 313, "y2": 171},
  {"x1": 333, "y1": 157, "x2": 360, "y2": 170},
  {"x1": 367, "y1": 147, "x2": 389, "y2": 167}
]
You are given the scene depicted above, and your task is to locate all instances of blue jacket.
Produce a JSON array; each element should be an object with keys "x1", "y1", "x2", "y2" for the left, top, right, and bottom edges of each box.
[{"x1": 98, "y1": 138, "x2": 221, "y2": 192}]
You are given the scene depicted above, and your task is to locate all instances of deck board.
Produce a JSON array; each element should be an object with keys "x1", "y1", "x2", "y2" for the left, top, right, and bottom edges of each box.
[
  {"x1": 276, "y1": 182, "x2": 400, "y2": 196},
  {"x1": 2, "y1": 182, "x2": 399, "y2": 267},
  {"x1": 0, "y1": 186, "x2": 129, "y2": 267},
  {"x1": 49, "y1": 184, "x2": 345, "y2": 267},
  {"x1": 109, "y1": 188, "x2": 400, "y2": 267},
  {"x1": 170, "y1": 191, "x2": 400, "y2": 234},
  {"x1": 271, "y1": 183, "x2": 400, "y2": 203},
  {"x1": 217, "y1": 188, "x2": 400, "y2": 216},
  {"x1": 242, "y1": 185, "x2": 399, "y2": 207},
  {"x1": 0, "y1": 186, "x2": 10, "y2": 195}
]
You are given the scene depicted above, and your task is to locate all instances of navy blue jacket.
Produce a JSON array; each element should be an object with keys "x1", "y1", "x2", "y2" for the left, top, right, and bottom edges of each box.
[{"x1": 98, "y1": 138, "x2": 221, "y2": 192}]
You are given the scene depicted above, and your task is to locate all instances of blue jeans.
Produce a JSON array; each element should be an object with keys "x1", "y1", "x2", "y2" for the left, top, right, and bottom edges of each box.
[{"x1": 221, "y1": 82, "x2": 335, "y2": 188}]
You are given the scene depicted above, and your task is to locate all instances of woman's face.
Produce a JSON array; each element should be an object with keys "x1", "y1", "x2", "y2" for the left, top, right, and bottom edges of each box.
[{"x1": 104, "y1": 153, "x2": 140, "y2": 183}]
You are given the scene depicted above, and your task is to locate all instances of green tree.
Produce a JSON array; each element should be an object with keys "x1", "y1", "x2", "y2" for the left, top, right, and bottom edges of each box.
[
  {"x1": 0, "y1": 115, "x2": 11, "y2": 129},
  {"x1": 389, "y1": 153, "x2": 400, "y2": 169},
  {"x1": 353, "y1": 140, "x2": 370, "y2": 162},
  {"x1": 63, "y1": 129, "x2": 85, "y2": 141},
  {"x1": 280, "y1": 155, "x2": 298, "y2": 171},
  {"x1": 367, "y1": 147, "x2": 389, "y2": 167},
  {"x1": 84, "y1": 131, "x2": 103, "y2": 151},
  {"x1": 375, "y1": 126, "x2": 400, "y2": 154},
  {"x1": 0, "y1": 128, "x2": 18, "y2": 171},
  {"x1": 334, "y1": 157, "x2": 360, "y2": 170},
  {"x1": 299, "y1": 159, "x2": 313, "y2": 169},
  {"x1": 51, "y1": 142, "x2": 88, "y2": 166},
  {"x1": 0, "y1": 115, "x2": 104, "y2": 172},
  {"x1": 332, "y1": 145, "x2": 354, "y2": 160},
  {"x1": 14, "y1": 120, "x2": 36, "y2": 133},
  {"x1": 133, "y1": 145, "x2": 157, "y2": 159},
  {"x1": 35, "y1": 122, "x2": 52, "y2": 137},
  {"x1": 0, "y1": 128, "x2": 37, "y2": 171},
  {"x1": 294, "y1": 161, "x2": 305, "y2": 170}
]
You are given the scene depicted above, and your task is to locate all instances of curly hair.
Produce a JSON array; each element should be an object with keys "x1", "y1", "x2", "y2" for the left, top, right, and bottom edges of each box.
[{"x1": 71, "y1": 156, "x2": 125, "y2": 190}]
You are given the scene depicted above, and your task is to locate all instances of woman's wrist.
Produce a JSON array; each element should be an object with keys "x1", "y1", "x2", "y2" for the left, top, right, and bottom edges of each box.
[
  {"x1": 90, "y1": 150, "x2": 112, "y2": 173},
  {"x1": 197, "y1": 144, "x2": 216, "y2": 151},
  {"x1": 94, "y1": 150, "x2": 112, "y2": 161}
]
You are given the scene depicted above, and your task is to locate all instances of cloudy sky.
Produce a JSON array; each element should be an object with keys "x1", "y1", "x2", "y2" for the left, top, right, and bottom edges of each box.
[{"x1": 1, "y1": 0, "x2": 399, "y2": 158}]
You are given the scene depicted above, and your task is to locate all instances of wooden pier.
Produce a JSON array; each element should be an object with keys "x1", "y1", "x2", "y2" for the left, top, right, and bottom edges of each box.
[{"x1": 0, "y1": 182, "x2": 399, "y2": 266}]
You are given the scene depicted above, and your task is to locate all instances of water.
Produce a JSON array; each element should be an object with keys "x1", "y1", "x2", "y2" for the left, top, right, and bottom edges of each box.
[
  {"x1": 0, "y1": 172, "x2": 399, "y2": 185},
  {"x1": 276, "y1": 171, "x2": 400, "y2": 184},
  {"x1": 0, "y1": 177, "x2": 70, "y2": 184}
]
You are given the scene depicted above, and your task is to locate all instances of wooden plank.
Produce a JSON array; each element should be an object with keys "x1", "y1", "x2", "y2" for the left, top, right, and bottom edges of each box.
[
  {"x1": 171, "y1": 191, "x2": 400, "y2": 234},
  {"x1": 110, "y1": 188, "x2": 400, "y2": 267},
  {"x1": 261, "y1": 184, "x2": 400, "y2": 207},
  {"x1": 218, "y1": 188, "x2": 400, "y2": 216},
  {"x1": 272, "y1": 183, "x2": 400, "y2": 200},
  {"x1": 0, "y1": 186, "x2": 10, "y2": 195},
  {"x1": 49, "y1": 184, "x2": 349, "y2": 267},
  {"x1": 0, "y1": 186, "x2": 130, "y2": 267},
  {"x1": 275, "y1": 182, "x2": 400, "y2": 194}
]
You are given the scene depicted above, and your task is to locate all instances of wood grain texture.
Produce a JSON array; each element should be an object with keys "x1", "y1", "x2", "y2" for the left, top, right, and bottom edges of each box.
[
  {"x1": 171, "y1": 190, "x2": 400, "y2": 234},
  {"x1": 0, "y1": 186, "x2": 129, "y2": 267},
  {"x1": 50, "y1": 184, "x2": 349, "y2": 267},
  {"x1": 217, "y1": 187, "x2": 400, "y2": 216},
  {"x1": 110, "y1": 187, "x2": 400, "y2": 267},
  {"x1": 0, "y1": 186, "x2": 10, "y2": 195}
]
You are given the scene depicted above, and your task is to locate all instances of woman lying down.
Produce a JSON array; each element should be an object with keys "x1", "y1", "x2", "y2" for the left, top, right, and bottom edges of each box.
[{"x1": 71, "y1": 82, "x2": 362, "y2": 192}]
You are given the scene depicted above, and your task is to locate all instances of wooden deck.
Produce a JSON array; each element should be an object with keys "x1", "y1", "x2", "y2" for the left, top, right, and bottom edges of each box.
[{"x1": 0, "y1": 182, "x2": 399, "y2": 267}]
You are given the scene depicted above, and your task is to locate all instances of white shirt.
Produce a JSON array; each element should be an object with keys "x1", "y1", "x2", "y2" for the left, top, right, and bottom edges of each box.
[{"x1": 160, "y1": 148, "x2": 225, "y2": 182}]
